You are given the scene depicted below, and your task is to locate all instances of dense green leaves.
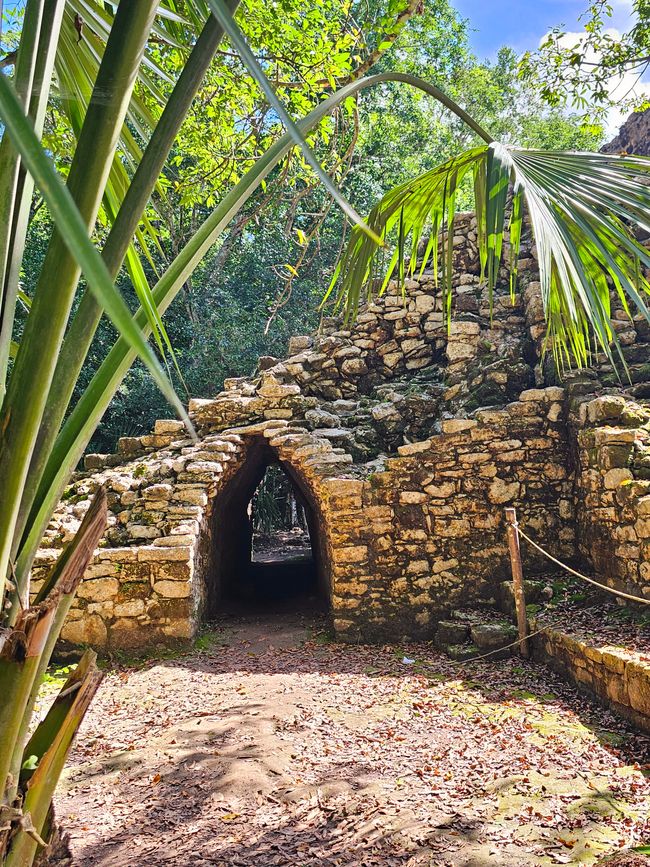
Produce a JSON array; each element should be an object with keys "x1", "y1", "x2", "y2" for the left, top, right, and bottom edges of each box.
[
  {"x1": 0, "y1": 72, "x2": 192, "y2": 430},
  {"x1": 520, "y1": 0, "x2": 650, "y2": 120}
]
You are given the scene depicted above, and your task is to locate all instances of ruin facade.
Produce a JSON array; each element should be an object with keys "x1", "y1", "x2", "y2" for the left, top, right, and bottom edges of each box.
[{"x1": 32, "y1": 214, "x2": 650, "y2": 649}]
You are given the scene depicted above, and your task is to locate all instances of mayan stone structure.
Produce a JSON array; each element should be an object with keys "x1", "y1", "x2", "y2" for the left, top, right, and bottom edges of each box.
[{"x1": 31, "y1": 214, "x2": 650, "y2": 649}]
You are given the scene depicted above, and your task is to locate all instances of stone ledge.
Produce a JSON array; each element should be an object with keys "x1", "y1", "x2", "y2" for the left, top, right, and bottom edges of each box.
[{"x1": 534, "y1": 626, "x2": 650, "y2": 733}]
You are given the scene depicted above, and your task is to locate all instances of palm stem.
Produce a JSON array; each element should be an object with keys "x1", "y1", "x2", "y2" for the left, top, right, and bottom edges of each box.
[
  {"x1": 0, "y1": 0, "x2": 66, "y2": 397},
  {"x1": 0, "y1": 0, "x2": 44, "y2": 398},
  {"x1": 12, "y1": 3, "x2": 240, "y2": 564},
  {"x1": 0, "y1": 0, "x2": 160, "y2": 611}
]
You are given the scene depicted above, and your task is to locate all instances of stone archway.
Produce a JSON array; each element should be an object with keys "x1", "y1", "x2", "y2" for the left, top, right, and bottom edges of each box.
[{"x1": 198, "y1": 436, "x2": 331, "y2": 620}]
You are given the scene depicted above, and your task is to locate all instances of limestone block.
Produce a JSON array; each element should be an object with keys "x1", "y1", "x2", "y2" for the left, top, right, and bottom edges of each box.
[
  {"x1": 263, "y1": 408, "x2": 293, "y2": 419},
  {"x1": 87, "y1": 601, "x2": 114, "y2": 617},
  {"x1": 162, "y1": 619, "x2": 194, "y2": 639},
  {"x1": 382, "y1": 351, "x2": 403, "y2": 368},
  {"x1": 625, "y1": 661, "x2": 650, "y2": 715},
  {"x1": 371, "y1": 403, "x2": 402, "y2": 424},
  {"x1": 128, "y1": 524, "x2": 161, "y2": 540},
  {"x1": 333, "y1": 345, "x2": 361, "y2": 359},
  {"x1": 84, "y1": 454, "x2": 108, "y2": 470},
  {"x1": 84, "y1": 562, "x2": 118, "y2": 579},
  {"x1": 599, "y1": 443, "x2": 634, "y2": 470},
  {"x1": 397, "y1": 439, "x2": 433, "y2": 456},
  {"x1": 341, "y1": 358, "x2": 368, "y2": 376},
  {"x1": 547, "y1": 403, "x2": 563, "y2": 423},
  {"x1": 441, "y1": 418, "x2": 477, "y2": 434},
  {"x1": 117, "y1": 436, "x2": 143, "y2": 456},
  {"x1": 601, "y1": 648, "x2": 626, "y2": 675},
  {"x1": 586, "y1": 395, "x2": 627, "y2": 424},
  {"x1": 635, "y1": 518, "x2": 650, "y2": 539},
  {"x1": 414, "y1": 294, "x2": 436, "y2": 313},
  {"x1": 594, "y1": 426, "x2": 638, "y2": 447},
  {"x1": 399, "y1": 491, "x2": 428, "y2": 505},
  {"x1": 432, "y1": 558, "x2": 459, "y2": 574},
  {"x1": 488, "y1": 478, "x2": 521, "y2": 504},
  {"x1": 137, "y1": 545, "x2": 192, "y2": 562},
  {"x1": 153, "y1": 534, "x2": 196, "y2": 547},
  {"x1": 446, "y1": 342, "x2": 476, "y2": 362},
  {"x1": 405, "y1": 356, "x2": 432, "y2": 370},
  {"x1": 604, "y1": 468, "x2": 634, "y2": 489},
  {"x1": 61, "y1": 614, "x2": 107, "y2": 646},
  {"x1": 143, "y1": 483, "x2": 173, "y2": 500},
  {"x1": 154, "y1": 580, "x2": 191, "y2": 598},
  {"x1": 109, "y1": 475, "x2": 135, "y2": 493},
  {"x1": 332, "y1": 545, "x2": 368, "y2": 564},
  {"x1": 288, "y1": 335, "x2": 312, "y2": 355},
  {"x1": 77, "y1": 577, "x2": 119, "y2": 602},
  {"x1": 172, "y1": 487, "x2": 208, "y2": 506},
  {"x1": 407, "y1": 559, "x2": 429, "y2": 574},
  {"x1": 424, "y1": 482, "x2": 456, "y2": 500},
  {"x1": 519, "y1": 388, "x2": 547, "y2": 402},
  {"x1": 114, "y1": 599, "x2": 145, "y2": 617},
  {"x1": 97, "y1": 547, "x2": 138, "y2": 563},
  {"x1": 449, "y1": 320, "x2": 481, "y2": 337},
  {"x1": 323, "y1": 478, "x2": 364, "y2": 499}
]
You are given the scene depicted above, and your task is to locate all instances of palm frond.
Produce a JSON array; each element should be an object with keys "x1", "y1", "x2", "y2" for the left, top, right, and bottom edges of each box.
[{"x1": 330, "y1": 143, "x2": 650, "y2": 370}]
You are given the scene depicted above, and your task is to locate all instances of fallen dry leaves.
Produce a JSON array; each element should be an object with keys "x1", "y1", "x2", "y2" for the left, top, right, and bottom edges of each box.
[{"x1": 54, "y1": 612, "x2": 650, "y2": 866}]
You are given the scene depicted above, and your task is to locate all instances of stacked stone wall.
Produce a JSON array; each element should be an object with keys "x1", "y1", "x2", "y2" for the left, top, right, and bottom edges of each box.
[
  {"x1": 534, "y1": 627, "x2": 650, "y2": 733},
  {"x1": 328, "y1": 387, "x2": 573, "y2": 640},
  {"x1": 568, "y1": 392, "x2": 650, "y2": 599},
  {"x1": 33, "y1": 383, "x2": 573, "y2": 647}
]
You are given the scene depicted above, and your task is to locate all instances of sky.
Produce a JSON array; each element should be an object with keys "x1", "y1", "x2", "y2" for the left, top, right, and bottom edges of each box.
[
  {"x1": 451, "y1": 0, "x2": 636, "y2": 58},
  {"x1": 452, "y1": 0, "x2": 648, "y2": 134},
  {"x1": 1, "y1": 0, "x2": 647, "y2": 134}
]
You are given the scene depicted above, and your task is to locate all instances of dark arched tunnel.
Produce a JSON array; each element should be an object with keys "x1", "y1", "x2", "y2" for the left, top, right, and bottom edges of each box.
[{"x1": 202, "y1": 437, "x2": 330, "y2": 618}]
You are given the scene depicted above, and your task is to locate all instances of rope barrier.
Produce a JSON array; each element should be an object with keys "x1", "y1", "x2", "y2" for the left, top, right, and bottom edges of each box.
[
  {"x1": 452, "y1": 628, "x2": 547, "y2": 663},
  {"x1": 515, "y1": 524, "x2": 650, "y2": 607}
]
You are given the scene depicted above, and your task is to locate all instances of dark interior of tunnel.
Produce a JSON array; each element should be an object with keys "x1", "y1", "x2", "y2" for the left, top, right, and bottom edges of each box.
[{"x1": 204, "y1": 437, "x2": 329, "y2": 618}]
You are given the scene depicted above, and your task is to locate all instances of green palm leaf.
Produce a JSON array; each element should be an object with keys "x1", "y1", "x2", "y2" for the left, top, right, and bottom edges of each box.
[
  {"x1": 0, "y1": 72, "x2": 193, "y2": 434},
  {"x1": 330, "y1": 143, "x2": 650, "y2": 370}
]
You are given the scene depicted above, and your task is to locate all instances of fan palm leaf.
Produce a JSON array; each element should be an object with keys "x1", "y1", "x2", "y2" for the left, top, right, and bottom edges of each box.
[{"x1": 329, "y1": 142, "x2": 650, "y2": 370}]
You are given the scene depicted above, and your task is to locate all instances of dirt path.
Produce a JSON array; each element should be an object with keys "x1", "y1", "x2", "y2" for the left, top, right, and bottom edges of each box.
[{"x1": 55, "y1": 614, "x2": 650, "y2": 866}]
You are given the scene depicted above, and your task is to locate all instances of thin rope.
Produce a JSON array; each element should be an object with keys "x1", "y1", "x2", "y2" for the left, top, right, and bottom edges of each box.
[
  {"x1": 450, "y1": 628, "x2": 546, "y2": 663},
  {"x1": 516, "y1": 525, "x2": 650, "y2": 606}
]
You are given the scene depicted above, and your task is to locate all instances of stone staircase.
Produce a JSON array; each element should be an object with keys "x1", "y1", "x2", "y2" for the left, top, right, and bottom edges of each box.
[
  {"x1": 434, "y1": 579, "x2": 554, "y2": 662},
  {"x1": 434, "y1": 606, "x2": 518, "y2": 661}
]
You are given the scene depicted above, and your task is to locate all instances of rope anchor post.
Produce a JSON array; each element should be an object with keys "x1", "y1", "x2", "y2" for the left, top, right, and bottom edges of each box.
[{"x1": 505, "y1": 507, "x2": 529, "y2": 658}]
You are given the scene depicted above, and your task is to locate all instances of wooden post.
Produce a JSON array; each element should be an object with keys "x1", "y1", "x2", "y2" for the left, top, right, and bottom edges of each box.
[{"x1": 505, "y1": 507, "x2": 529, "y2": 658}]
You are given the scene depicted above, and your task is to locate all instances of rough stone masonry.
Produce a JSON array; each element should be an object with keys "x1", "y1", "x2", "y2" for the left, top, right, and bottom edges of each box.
[{"x1": 31, "y1": 213, "x2": 650, "y2": 649}]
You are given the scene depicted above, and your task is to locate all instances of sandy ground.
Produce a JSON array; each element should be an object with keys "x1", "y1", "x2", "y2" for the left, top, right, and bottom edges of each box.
[{"x1": 54, "y1": 613, "x2": 650, "y2": 866}]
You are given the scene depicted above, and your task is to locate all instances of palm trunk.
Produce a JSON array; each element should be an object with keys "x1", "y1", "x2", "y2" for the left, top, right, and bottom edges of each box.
[
  {"x1": 0, "y1": 490, "x2": 107, "y2": 864},
  {"x1": 0, "y1": 0, "x2": 159, "y2": 612},
  {"x1": 11, "y1": 3, "x2": 240, "y2": 574}
]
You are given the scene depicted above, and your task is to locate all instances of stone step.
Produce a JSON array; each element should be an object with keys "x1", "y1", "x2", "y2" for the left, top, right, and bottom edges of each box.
[
  {"x1": 436, "y1": 606, "x2": 520, "y2": 662},
  {"x1": 436, "y1": 620, "x2": 470, "y2": 646},
  {"x1": 446, "y1": 643, "x2": 481, "y2": 661},
  {"x1": 470, "y1": 621, "x2": 517, "y2": 651},
  {"x1": 497, "y1": 579, "x2": 553, "y2": 618}
]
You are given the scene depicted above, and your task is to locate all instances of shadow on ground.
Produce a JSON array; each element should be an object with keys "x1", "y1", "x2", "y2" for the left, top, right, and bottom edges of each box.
[{"x1": 54, "y1": 613, "x2": 650, "y2": 866}]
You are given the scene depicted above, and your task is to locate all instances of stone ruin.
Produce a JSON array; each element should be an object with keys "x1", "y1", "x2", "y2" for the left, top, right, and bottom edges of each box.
[{"x1": 32, "y1": 213, "x2": 650, "y2": 650}]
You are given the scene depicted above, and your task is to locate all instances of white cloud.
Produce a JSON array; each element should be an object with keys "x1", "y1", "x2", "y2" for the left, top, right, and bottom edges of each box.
[{"x1": 550, "y1": 27, "x2": 650, "y2": 137}]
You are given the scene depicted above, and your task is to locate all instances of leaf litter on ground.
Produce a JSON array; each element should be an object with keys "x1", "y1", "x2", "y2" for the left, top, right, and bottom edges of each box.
[{"x1": 49, "y1": 611, "x2": 650, "y2": 866}]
